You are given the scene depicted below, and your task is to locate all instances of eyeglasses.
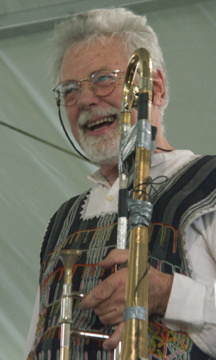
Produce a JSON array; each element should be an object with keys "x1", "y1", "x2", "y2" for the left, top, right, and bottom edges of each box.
[{"x1": 52, "y1": 69, "x2": 125, "y2": 107}]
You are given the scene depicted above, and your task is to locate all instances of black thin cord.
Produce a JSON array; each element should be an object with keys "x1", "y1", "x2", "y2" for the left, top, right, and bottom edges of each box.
[
  {"x1": 132, "y1": 175, "x2": 168, "y2": 203},
  {"x1": 57, "y1": 101, "x2": 91, "y2": 162},
  {"x1": 0, "y1": 120, "x2": 89, "y2": 161},
  {"x1": 156, "y1": 146, "x2": 173, "y2": 152},
  {"x1": 134, "y1": 256, "x2": 152, "y2": 360}
]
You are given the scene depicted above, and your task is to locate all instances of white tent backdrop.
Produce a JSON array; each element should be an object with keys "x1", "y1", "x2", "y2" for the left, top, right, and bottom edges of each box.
[{"x1": 0, "y1": 1, "x2": 216, "y2": 359}]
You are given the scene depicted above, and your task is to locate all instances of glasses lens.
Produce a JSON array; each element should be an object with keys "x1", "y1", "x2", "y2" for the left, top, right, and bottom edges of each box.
[
  {"x1": 57, "y1": 81, "x2": 80, "y2": 106},
  {"x1": 92, "y1": 71, "x2": 117, "y2": 96}
]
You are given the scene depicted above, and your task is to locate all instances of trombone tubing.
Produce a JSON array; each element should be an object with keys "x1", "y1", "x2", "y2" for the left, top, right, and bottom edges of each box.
[{"x1": 120, "y1": 48, "x2": 153, "y2": 360}]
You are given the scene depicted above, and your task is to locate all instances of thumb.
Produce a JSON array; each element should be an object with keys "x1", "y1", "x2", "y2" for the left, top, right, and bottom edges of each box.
[{"x1": 103, "y1": 322, "x2": 123, "y2": 350}]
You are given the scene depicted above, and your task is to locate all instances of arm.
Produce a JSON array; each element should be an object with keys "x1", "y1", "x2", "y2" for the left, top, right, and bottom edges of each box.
[
  {"x1": 80, "y1": 211, "x2": 216, "y2": 355},
  {"x1": 164, "y1": 211, "x2": 216, "y2": 357}
]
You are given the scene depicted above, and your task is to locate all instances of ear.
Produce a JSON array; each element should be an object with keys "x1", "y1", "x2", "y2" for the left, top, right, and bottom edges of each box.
[{"x1": 153, "y1": 69, "x2": 166, "y2": 106}]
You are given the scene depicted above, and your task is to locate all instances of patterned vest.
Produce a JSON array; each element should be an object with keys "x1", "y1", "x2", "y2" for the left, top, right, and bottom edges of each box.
[{"x1": 27, "y1": 155, "x2": 216, "y2": 360}]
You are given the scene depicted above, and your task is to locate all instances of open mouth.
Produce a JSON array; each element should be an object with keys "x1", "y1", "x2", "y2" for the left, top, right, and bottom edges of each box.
[{"x1": 86, "y1": 115, "x2": 117, "y2": 132}]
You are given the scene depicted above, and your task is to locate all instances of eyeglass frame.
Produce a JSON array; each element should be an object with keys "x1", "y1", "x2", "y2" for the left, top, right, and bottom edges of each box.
[{"x1": 52, "y1": 69, "x2": 125, "y2": 107}]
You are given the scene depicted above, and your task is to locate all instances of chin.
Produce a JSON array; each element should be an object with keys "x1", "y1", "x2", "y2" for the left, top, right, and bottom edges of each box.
[
  {"x1": 95, "y1": 155, "x2": 119, "y2": 165},
  {"x1": 82, "y1": 144, "x2": 119, "y2": 165},
  {"x1": 78, "y1": 130, "x2": 120, "y2": 165}
]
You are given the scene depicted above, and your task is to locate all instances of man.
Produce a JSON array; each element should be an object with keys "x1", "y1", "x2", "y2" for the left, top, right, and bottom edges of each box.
[{"x1": 25, "y1": 8, "x2": 216, "y2": 360}]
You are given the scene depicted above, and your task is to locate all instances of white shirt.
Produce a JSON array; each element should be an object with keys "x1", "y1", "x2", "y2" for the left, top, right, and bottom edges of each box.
[{"x1": 24, "y1": 150, "x2": 216, "y2": 359}]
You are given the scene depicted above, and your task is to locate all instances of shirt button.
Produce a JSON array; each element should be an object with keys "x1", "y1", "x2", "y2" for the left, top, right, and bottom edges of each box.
[{"x1": 106, "y1": 195, "x2": 114, "y2": 202}]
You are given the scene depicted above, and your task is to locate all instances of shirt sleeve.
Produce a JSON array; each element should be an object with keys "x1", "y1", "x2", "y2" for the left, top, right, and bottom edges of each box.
[
  {"x1": 164, "y1": 210, "x2": 216, "y2": 357},
  {"x1": 23, "y1": 287, "x2": 40, "y2": 360}
]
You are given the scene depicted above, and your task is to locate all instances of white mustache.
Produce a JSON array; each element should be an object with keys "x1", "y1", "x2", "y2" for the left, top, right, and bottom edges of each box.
[{"x1": 78, "y1": 107, "x2": 121, "y2": 128}]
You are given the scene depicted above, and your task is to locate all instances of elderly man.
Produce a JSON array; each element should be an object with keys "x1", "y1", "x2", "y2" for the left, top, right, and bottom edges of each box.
[{"x1": 25, "y1": 8, "x2": 216, "y2": 360}]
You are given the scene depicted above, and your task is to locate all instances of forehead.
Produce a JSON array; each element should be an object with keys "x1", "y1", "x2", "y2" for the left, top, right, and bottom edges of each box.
[{"x1": 61, "y1": 38, "x2": 129, "y2": 80}]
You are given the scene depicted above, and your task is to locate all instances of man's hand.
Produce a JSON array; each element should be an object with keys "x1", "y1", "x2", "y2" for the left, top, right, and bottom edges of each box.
[
  {"x1": 79, "y1": 249, "x2": 173, "y2": 350},
  {"x1": 79, "y1": 250, "x2": 127, "y2": 349},
  {"x1": 148, "y1": 264, "x2": 173, "y2": 316}
]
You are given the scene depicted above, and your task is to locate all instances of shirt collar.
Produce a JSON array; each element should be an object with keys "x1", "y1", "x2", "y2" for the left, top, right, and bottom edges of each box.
[
  {"x1": 87, "y1": 150, "x2": 195, "y2": 188},
  {"x1": 151, "y1": 149, "x2": 194, "y2": 168},
  {"x1": 87, "y1": 168, "x2": 111, "y2": 189}
]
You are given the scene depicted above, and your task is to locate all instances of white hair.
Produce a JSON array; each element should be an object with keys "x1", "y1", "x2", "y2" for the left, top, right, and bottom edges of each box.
[{"x1": 49, "y1": 7, "x2": 169, "y2": 119}]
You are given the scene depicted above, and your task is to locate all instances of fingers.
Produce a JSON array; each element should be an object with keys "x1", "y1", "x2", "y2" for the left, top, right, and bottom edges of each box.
[
  {"x1": 80, "y1": 250, "x2": 128, "y2": 311},
  {"x1": 99, "y1": 249, "x2": 128, "y2": 268},
  {"x1": 103, "y1": 322, "x2": 123, "y2": 350},
  {"x1": 79, "y1": 278, "x2": 116, "y2": 310},
  {"x1": 80, "y1": 267, "x2": 127, "y2": 313},
  {"x1": 79, "y1": 249, "x2": 129, "y2": 345},
  {"x1": 98, "y1": 309, "x2": 122, "y2": 325},
  {"x1": 93, "y1": 284, "x2": 126, "y2": 324}
]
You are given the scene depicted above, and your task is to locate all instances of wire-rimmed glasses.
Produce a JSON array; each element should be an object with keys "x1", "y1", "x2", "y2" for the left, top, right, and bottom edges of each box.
[{"x1": 52, "y1": 69, "x2": 125, "y2": 107}]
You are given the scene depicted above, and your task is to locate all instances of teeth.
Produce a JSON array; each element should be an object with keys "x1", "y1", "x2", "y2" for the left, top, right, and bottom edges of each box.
[{"x1": 87, "y1": 116, "x2": 115, "y2": 129}]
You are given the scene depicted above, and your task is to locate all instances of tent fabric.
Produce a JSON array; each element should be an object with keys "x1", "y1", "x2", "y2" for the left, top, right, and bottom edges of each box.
[{"x1": 0, "y1": 1, "x2": 216, "y2": 359}]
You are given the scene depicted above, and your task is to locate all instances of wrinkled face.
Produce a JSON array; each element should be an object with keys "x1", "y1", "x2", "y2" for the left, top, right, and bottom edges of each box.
[{"x1": 60, "y1": 38, "x2": 137, "y2": 164}]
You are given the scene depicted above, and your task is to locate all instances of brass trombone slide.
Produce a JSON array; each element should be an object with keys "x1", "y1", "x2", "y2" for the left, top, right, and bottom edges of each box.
[
  {"x1": 59, "y1": 249, "x2": 110, "y2": 360},
  {"x1": 118, "y1": 48, "x2": 153, "y2": 360}
]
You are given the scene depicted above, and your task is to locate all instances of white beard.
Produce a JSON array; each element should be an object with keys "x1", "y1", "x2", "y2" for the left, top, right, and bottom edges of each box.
[{"x1": 77, "y1": 107, "x2": 121, "y2": 164}]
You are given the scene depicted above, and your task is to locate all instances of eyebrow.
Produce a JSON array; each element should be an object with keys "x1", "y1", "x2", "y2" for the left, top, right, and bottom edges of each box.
[
  {"x1": 89, "y1": 67, "x2": 111, "y2": 77},
  {"x1": 63, "y1": 68, "x2": 113, "y2": 83}
]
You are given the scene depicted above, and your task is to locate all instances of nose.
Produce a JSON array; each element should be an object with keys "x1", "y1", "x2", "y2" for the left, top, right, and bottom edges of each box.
[{"x1": 77, "y1": 82, "x2": 100, "y2": 110}]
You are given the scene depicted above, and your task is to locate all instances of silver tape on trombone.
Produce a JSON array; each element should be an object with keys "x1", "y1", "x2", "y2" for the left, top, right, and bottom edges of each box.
[
  {"x1": 118, "y1": 123, "x2": 137, "y2": 174},
  {"x1": 136, "y1": 120, "x2": 151, "y2": 149},
  {"x1": 123, "y1": 306, "x2": 147, "y2": 321},
  {"x1": 117, "y1": 217, "x2": 128, "y2": 249},
  {"x1": 119, "y1": 173, "x2": 128, "y2": 189},
  {"x1": 128, "y1": 199, "x2": 153, "y2": 228},
  {"x1": 120, "y1": 123, "x2": 131, "y2": 137}
]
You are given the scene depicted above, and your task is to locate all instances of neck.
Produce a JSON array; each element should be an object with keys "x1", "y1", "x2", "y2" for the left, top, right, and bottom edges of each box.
[
  {"x1": 154, "y1": 127, "x2": 174, "y2": 153},
  {"x1": 155, "y1": 135, "x2": 174, "y2": 153},
  {"x1": 151, "y1": 108, "x2": 174, "y2": 153},
  {"x1": 99, "y1": 162, "x2": 118, "y2": 186}
]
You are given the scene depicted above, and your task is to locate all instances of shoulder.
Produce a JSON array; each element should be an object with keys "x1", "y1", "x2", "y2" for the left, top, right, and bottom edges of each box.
[{"x1": 178, "y1": 154, "x2": 216, "y2": 233}]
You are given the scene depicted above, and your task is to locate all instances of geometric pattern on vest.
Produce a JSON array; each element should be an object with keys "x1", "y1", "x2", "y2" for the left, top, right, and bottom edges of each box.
[
  {"x1": 29, "y1": 191, "x2": 119, "y2": 360},
  {"x1": 27, "y1": 155, "x2": 216, "y2": 360},
  {"x1": 147, "y1": 155, "x2": 216, "y2": 360}
]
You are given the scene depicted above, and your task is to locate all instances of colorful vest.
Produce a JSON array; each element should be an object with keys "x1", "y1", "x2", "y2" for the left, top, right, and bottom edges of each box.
[{"x1": 27, "y1": 155, "x2": 216, "y2": 360}]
